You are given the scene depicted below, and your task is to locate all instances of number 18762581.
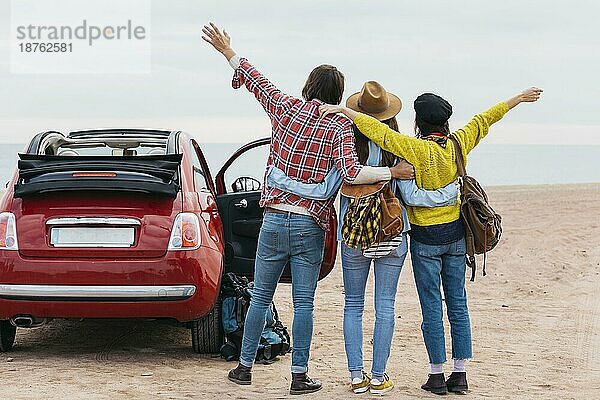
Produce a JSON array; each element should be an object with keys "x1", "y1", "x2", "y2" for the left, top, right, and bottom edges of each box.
[{"x1": 19, "y1": 42, "x2": 73, "y2": 53}]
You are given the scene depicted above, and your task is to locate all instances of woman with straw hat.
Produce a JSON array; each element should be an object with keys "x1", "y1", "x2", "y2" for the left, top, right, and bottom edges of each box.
[
  {"x1": 267, "y1": 81, "x2": 459, "y2": 395},
  {"x1": 318, "y1": 86, "x2": 543, "y2": 395}
]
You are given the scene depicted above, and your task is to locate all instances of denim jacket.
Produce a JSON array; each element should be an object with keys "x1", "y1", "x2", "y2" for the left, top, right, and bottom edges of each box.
[{"x1": 266, "y1": 141, "x2": 459, "y2": 241}]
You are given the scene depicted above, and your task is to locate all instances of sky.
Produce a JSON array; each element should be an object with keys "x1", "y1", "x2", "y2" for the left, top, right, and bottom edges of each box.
[{"x1": 0, "y1": 0, "x2": 599, "y2": 145}]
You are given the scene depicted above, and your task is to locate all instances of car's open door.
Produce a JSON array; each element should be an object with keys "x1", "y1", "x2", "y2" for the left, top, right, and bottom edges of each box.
[{"x1": 214, "y1": 138, "x2": 337, "y2": 283}]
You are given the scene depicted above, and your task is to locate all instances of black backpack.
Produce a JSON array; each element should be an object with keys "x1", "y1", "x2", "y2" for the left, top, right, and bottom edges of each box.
[{"x1": 219, "y1": 273, "x2": 291, "y2": 363}]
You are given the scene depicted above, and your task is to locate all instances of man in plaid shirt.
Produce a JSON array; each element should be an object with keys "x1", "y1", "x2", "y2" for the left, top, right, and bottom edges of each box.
[{"x1": 203, "y1": 23, "x2": 409, "y2": 394}]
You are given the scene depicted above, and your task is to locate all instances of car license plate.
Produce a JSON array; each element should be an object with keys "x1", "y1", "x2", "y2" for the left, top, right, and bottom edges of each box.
[{"x1": 50, "y1": 227, "x2": 135, "y2": 247}]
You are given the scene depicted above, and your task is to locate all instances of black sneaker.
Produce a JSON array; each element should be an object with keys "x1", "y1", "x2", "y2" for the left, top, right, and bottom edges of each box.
[
  {"x1": 228, "y1": 363, "x2": 252, "y2": 385},
  {"x1": 290, "y1": 372, "x2": 322, "y2": 395},
  {"x1": 446, "y1": 372, "x2": 468, "y2": 393},
  {"x1": 421, "y1": 373, "x2": 448, "y2": 395}
]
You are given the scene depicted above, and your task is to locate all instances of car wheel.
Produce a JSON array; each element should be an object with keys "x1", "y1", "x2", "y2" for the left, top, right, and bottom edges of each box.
[
  {"x1": 191, "y1": 300, "x2": 223, "y2": 354},
  {"x1": 0, "y1": 320, "x2": 16, "y2": 352}
]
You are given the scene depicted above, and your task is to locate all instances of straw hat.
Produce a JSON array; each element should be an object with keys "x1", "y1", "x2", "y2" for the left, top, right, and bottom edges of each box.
[{"x1": 346, "y1": 81, "x2": 402, "y2": 121}]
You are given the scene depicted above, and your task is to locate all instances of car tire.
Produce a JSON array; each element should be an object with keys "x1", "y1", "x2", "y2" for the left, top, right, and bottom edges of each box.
[
  {"x1": 0, "y1": 321, "x2": 16, "y2": 352},
  {"x1": 191, "y1": 300, "x2": 223, "y2": 354}
]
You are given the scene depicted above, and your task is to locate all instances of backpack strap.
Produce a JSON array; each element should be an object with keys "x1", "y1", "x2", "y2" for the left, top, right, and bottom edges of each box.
[
  {"x1": 463, "y1": 219, "x2": 477, "y2": 282},
  {"x1": 271, "y1": 302, "x2": 283, "y2": 324},
  {"x1": 449, "y1": 135, "x2": 467, "y2": 178},
  {"x1": 450, "y1": 135, "x2": 476, "y2": 281},
  {"x1": 482, "y1": 229, "x2": 488, "y2": 277}
]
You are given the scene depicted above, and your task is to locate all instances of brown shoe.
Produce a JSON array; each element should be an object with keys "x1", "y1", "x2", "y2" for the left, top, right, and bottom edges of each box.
[
  {"x1": 446, "y1": 372, "x2": 468, "y2": 393},
  {"x1": 421, "y1": 373, "x2": 448, "y2": 395},
  {"x1": 290, "y1": 372, "x2": 322, "y2": 395},
  {"x1": 228, "y1": 363, "x2": 252, "y2": 385}
]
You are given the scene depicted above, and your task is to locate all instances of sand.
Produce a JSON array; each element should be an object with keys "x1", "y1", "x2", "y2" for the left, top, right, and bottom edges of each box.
[{"x1": 0, "y1": 183, "x2": 599, "y2": 399}]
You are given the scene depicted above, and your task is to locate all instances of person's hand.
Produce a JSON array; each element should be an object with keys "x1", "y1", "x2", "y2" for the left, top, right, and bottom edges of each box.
[
  {"x1": 519, "y1": 87, "x2": 543, "y2": 103},
  {"x1": 506, "y1": 87, "x2": 543, "y2": 109},
  {"x1": 390, "y1": 159, "x2": 415, "y2": 180},
  {"x1": 453, "y1": 178, "x2": 462, "y2": 191},
  {"x1": 318, "y1": 104, "x2": 344, "y2": 118},
  {"x1": 202, "y1": 22, "x2": 236, "y2": 60},
  {"x1": 319, "y1": 104, "x2": 360, "y2": 120}
]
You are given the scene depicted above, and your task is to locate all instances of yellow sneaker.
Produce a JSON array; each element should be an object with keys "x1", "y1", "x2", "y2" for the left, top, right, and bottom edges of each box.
[
  {"x1": 370, "y1": 373, "x2": 394, "y2": 395},
  {"x1": 351, "y1": 372, "x2": 371, "y2": 394}
]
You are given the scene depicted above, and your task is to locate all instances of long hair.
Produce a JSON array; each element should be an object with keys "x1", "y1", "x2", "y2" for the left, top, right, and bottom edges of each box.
[
  {"x1": 354, "y1": 117, "x2": 398, "y2": 167},
  {"x1": 414, "y1": 116, "x2": 450, "y2": 138}
]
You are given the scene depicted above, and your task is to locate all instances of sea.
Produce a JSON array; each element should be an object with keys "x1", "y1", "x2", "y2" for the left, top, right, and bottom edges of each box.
[{"x1": 1, "y1": 143, "x2": 599, "y2": 189}]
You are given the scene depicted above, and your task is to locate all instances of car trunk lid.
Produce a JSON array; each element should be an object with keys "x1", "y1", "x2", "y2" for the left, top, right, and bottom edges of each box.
[
  {"x1": 15, "y1": 191, "x2": 180, "y2": 259},
  {"x1": 12, "y1": 153, "x2": 182, "y2": 259}
]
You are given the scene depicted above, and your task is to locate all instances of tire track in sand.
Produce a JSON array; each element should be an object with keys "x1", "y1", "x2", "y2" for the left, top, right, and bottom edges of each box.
[
  {"x1": 574, "y1": 281, "x2": 600, "y2": 375},
  {"x1": 95, "y1": 323, "x2": 140, "y2": 362},
  {"x1": 585, "y1": 287, "x2": 600, "y2": 370}
]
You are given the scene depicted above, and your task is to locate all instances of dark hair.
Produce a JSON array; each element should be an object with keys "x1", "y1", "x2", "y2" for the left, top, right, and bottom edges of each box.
[
  {"x1": 354, "y1": 117, "x2": 398, "y2": 167},
  {"x1": 302, "y1": 64, "x2": 345, "y2": 105},
  {"x1": 414, "y1": 115, "x2": 450, "y2": 138}
]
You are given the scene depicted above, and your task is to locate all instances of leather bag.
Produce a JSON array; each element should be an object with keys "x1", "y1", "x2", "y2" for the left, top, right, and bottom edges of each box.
[
  {"x1": 341, "y1": 181, "x2": 404, "y2": 244},
  {"x1": 449, "y1": 136, "x2": 502, "y2": 281}
]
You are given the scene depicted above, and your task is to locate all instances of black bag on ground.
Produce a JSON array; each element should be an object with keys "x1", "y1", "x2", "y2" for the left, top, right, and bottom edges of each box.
[
  {"x1": 450, "y1": 136, "x2": 503, "y2": 281},
  {"x1": 219, "y1": 272, "x2": 290, "y2": 363}
]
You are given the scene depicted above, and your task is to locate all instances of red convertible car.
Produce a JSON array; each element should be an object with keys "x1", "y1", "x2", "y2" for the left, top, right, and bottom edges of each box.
[{"x1": 0, "y1": 129, "x2": 337, "y2": 353}]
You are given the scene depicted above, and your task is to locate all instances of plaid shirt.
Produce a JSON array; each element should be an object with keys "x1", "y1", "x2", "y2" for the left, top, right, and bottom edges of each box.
[
  {"x1": 232, "y1": 58, "x2": 362, "y2": 230},
  {"x1": 342, "y1": 193, "x2": 382, "y2": 250}
]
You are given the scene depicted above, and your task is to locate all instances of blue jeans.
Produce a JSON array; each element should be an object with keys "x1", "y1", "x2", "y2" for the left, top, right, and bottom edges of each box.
[
  {"x1": 239, "y1": 212, "x2": 325, "y2": 373},
  {"x1": 410, "y1": 237, "x2": 472, "y2": 364},
  {"x1": 341, "y1": 233, "x2": 408, "y2": 379}
]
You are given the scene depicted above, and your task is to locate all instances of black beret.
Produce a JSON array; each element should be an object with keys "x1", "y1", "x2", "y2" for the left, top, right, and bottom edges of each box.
[{"x1": 414, "y1": 93, "x2": 452, "y2": 125}]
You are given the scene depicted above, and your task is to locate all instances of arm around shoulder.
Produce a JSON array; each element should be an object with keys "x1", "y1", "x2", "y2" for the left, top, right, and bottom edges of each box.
[
  {"x1": 353, "y1": 113, "x2": 409, "y2": 158},
  {"x1": 318, "y1": 104, "x2": 428, "y2": 173},
  {"x1": 398, "y1": 179, "x2": 459, "y2": 207}
]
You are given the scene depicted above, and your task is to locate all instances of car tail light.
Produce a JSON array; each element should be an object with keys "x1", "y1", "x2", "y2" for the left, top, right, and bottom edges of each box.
[
  {"x1": 0, "y1": 212, "x2": 18, "y2": 251},
  {"x1": 168, "y1": 213, "x2": 201, "y2": 251}
]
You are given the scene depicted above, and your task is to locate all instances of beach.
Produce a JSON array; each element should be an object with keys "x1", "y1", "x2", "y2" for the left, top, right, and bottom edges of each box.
[{"x1": 0, "y1": 183, "x2": 598, "y2": 399}]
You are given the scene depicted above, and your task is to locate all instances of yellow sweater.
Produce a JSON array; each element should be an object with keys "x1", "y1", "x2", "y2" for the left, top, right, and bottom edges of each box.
[{"x1": 354, "y1": 102, "x2": 510, "y2": 226}]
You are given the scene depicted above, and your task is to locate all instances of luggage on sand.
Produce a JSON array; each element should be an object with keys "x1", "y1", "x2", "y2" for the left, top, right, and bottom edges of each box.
[{"x1": 219, "y1": 272, "x2": 291, "y2": 363}]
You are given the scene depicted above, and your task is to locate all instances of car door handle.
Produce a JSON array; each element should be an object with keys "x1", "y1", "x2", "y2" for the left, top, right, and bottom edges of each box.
[{"x1": 234, "y1": 199, "x2": 248, "y2": 209}]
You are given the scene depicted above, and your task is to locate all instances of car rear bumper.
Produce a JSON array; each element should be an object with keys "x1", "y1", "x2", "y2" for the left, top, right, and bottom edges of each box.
[
  {"x1": 0, "y1": 247, "x2": 223, "y2": 322},
  {"x1": 0, "y1": 284, "x2": 197, "y2": 301}
]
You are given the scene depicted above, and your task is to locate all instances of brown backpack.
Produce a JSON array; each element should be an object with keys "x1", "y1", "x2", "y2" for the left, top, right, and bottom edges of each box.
[
  {"x1": 450, "y1": 136, "x2": 502, "y2": 281},
  {"x1": 340, "y1": 181, "x2": 404, "y2": 248}
]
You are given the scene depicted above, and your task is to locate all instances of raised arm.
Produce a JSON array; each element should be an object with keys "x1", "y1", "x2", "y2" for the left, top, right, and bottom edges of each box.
[
  {"x1": 202, "y1": 22, "x2": 298, "y2": 119},
  {"x1": 452, "y1": 87, "x2": 543, "y2": 155},
  {"x1": 505, "y1": 87, "x2": 543, "y2": 109}
]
